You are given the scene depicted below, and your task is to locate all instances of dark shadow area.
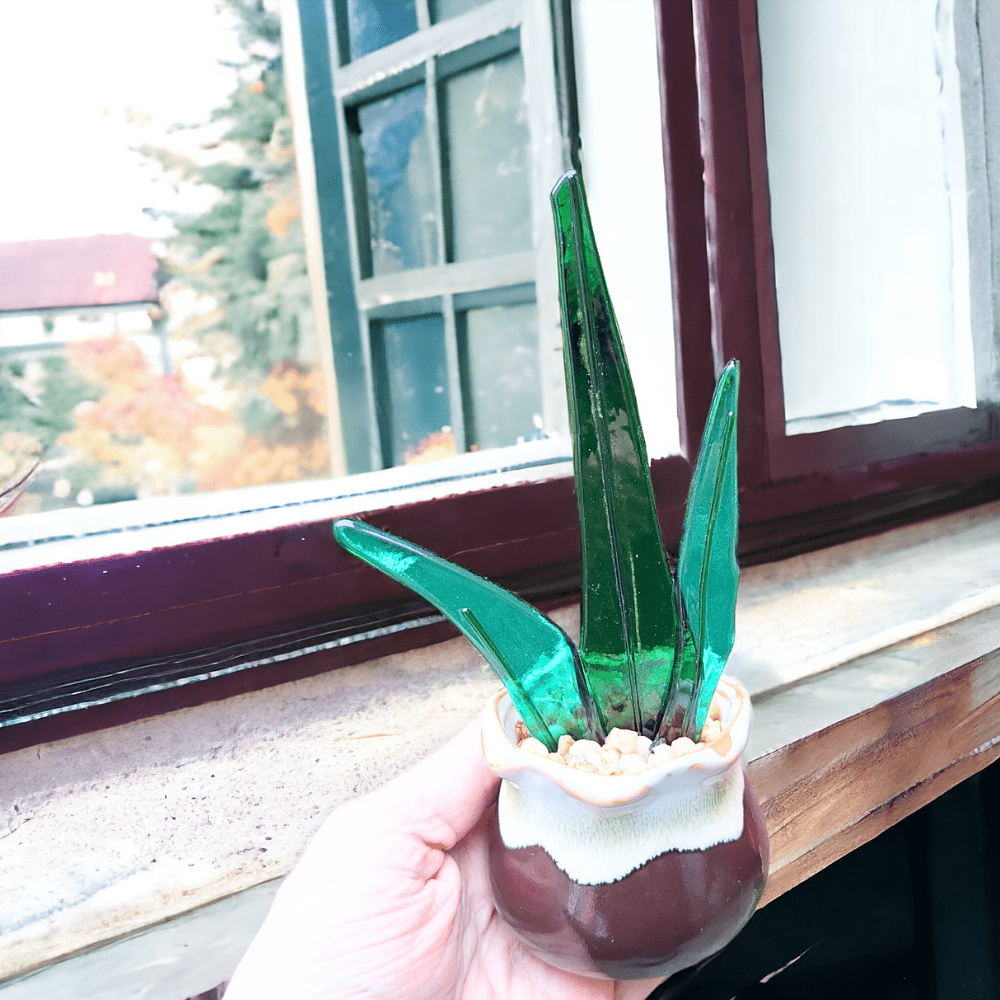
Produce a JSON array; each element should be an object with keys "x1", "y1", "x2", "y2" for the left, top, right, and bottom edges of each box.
[{"x1": 650, "y1": 757, "x2": 1000, "y2": 1000}]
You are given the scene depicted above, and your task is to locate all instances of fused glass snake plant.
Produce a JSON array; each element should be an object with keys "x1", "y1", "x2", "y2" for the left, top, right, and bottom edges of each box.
[{"x1": 335, "y1": 170, "x2": 739, "y2": 753}]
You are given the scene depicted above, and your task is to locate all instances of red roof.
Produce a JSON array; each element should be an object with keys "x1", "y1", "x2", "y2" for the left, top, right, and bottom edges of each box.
[{"x1": 0, "y1": 234, "x2": 159, "y2": 312}]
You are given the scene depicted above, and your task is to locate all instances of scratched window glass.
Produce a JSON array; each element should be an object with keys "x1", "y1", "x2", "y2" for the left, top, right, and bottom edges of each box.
[
  {"x1": 372, "y1": 315, "x2": 452, "y2": 466},
  {"x1": 334, "y1": 11, "x2": 560, "y2": 477},
  {"x1": 442, "y1": 51, "x2": 533, "y2": 262},
  {"x1": 345, "y1": 0, "x2": 418, "y2": 62},
  {"x1": 460, "y1": 302, "x2": 542, "y2": 450},
  {"x1": 355, "y1": 84, "x2": 439, "y2": 277}
]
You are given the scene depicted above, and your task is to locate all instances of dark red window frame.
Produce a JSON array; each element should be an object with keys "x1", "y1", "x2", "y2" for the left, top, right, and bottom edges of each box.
[
  {"x1": 2, "y1": 0, "x2": 998, "y2": 754},
  {"x1": 686, "y1": 0, "x2": 1000, "y2": 518}
]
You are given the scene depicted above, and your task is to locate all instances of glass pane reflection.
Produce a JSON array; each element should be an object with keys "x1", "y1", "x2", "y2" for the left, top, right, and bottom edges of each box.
[
  {"x1": 357, "y1": 84, "x2": 439, "y2": 276},
  {"x1": 374, "y1": 315, "x2": 452, "y2": 466},
  {"x1": 431, "y1": 0, "x2": 489, "y2": 23},
  {"x1": 461, "y1": 302, "x2": 542, "y2": 449},
  {"x1": 346, "y1": 0, "x2": 418, "y2": 62},
  {"x1": 443, "y1": 52, "x2": 532, "y2": 262}
]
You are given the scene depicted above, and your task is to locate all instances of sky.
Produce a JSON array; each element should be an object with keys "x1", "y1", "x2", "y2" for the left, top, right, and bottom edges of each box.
[{"x1": 0, "y1": 0, "x2": 251, "y2": 243}]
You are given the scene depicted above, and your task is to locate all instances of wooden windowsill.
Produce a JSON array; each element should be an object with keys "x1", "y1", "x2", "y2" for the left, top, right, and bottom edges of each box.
[{"x1": 2, "y1": 501, "x2": 999, "y2": 996}]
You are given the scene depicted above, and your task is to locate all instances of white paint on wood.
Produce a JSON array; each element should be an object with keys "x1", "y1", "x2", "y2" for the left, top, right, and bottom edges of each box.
[
  {"x1": 730, "y1": 500, "x2": 1000, "y2": 697},
  {"x1": 571, "y1": 0, "x2": 680, "y2": 460}
]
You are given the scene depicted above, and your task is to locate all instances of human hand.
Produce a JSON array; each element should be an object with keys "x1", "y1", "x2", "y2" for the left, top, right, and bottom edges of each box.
[{"x1": 224, "y1": 715, "x2": 665, "y2": 1000}]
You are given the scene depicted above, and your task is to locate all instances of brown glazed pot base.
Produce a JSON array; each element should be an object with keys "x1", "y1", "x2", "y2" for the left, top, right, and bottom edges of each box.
[{"x1": 487, "y1": 782, "x2": 769, "y2": 980}]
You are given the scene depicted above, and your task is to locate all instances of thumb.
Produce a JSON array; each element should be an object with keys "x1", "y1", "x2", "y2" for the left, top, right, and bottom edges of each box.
[{"x1": 364, "y1": 712, "x2": 500, "y2": 849}]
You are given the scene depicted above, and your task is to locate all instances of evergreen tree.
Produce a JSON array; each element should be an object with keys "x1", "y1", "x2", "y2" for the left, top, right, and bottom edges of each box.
[
  {"x1": 138, "y1": 0, "x2": 329, "y2": 477},
  {"x1": 146, "y1": 0, "x2": 313, "y2": 383}
]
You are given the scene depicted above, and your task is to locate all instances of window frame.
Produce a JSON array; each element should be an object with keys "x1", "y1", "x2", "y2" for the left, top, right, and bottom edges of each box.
[
  {"x1": 323, "y1": 0, "x2": 569, "y2": 473},
  {"x1": 683, "y1": 0, "x2": 1000, "y2": 531},
  {"x1": 3, "y1": 0, "x2": 1000, "y2": 755}
]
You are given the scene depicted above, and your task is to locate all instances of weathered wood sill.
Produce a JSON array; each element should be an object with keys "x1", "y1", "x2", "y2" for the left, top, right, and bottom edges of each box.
[{"x1": 3, "y1": 501, "x2": 999, "y2": 998}]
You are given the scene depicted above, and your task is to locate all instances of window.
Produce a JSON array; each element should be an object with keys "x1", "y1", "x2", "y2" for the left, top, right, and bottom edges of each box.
[
  {"x1": 0, "y1": 0, "x2": 682, "y2": 749},
  {"x1": 318, "y1": 0, "x2": 570, "y2": 474},
  {"x1": 4, "y1": 0, "x2": 998, "y2": 754},
  {"x1": 0, "y1": 0, "x2": 338, "y2": 516},
  {"x1": 685, "y1": 0, "x2": 1000, "y2": 553}
]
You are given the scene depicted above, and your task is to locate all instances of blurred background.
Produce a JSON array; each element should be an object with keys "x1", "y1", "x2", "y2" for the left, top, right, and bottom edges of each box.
[{"x1": 0, "y1": 0, "x2": 333, "y2": 515}]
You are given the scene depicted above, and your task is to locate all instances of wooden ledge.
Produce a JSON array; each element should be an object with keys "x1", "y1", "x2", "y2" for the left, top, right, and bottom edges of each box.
[
  {"x1": 2, "y1": 504, "x2": 1000, "y2": 995},
  {"x1": 749, "y1": 603, "x2": 1000, "y2": 905}
]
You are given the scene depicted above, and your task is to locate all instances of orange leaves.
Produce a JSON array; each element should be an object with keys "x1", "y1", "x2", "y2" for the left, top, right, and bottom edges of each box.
[
  {"x1": 226, "y1": 438, "x2": 330, "y2": 488},
  {"x1": 404, "y1": 429, "x2": 456, "y2": 465},
  {"x1": 65, "y1": 337, "x2": 232, "y2": 461},
  {"x1": 58, "y1": 337, "x2": 332, "y2": 499},
  {"x1": 264, "y1": 191, "x2": 301, "y2": 237},
  {"x1": 68, "y1": 336, "x2": 148, "y2": 388},
  {"x1": 258, "y1": 360, "x2": 328, "y2": 416}
]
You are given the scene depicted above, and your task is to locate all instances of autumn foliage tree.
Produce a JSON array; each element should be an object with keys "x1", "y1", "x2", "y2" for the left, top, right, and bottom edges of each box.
[{"x1": 47, "y1": 0, "x2": 333, "y2": 507}]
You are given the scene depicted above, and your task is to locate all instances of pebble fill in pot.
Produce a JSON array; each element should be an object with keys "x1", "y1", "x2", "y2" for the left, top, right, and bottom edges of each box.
[{"x1": 482, "y1": 678, "x2": 769, "y2": 981}]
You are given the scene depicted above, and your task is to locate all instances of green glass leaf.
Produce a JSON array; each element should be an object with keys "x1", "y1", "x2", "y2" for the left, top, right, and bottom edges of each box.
[
  {"x1": 551, "y1": 170, "x2": 677, "y2": 738},
  {"x1": 656, "y1": 620, "x2": 698, "y2": 744},
  {"x1": 674, "y1": 360, "x2": 740, "y2": 738},
  {"x1": 333, "y1": 518, "x2": 600, "y2": 750}
]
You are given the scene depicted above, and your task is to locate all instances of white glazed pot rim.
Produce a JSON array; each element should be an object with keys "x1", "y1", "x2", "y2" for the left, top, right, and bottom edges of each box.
[{"x1": 481, "y1": 676, "x2": 751, "y2": 810}]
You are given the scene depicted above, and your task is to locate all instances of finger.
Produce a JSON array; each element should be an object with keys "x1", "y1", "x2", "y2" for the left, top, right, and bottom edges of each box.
[
  {"x1": 615, "y1": 976, "x2": 667, "y2": 1000},
  {"x1": 367, "y1": 712, "x2": 500, "y2": 850}
]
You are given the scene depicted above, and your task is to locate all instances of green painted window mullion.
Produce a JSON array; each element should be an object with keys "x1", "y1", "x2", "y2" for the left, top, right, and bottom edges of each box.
[
  {"x1": 359, "y1": 311, "x2": 386, "y2": 469},
  {"x1": 424, "y1": 55, "x2": 465, "y2": 452},
  {"x1": 441, "y1": 293, "x2": 467, "y2": 451},
  {"x1": 333, "y1": 84, "x2": 383, "y2": 470}
]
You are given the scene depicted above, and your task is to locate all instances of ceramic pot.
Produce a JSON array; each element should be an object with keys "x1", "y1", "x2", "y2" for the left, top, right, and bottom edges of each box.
[{"x1": 481, "y1": 677, "x2": 769, "y2": 980}]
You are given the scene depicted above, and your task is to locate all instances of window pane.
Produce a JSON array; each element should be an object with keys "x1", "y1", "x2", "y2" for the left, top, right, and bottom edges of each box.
[
  {"x1": 0, "y1": 0, "x2": 334, "y2": 517},
  {"x1": 346, "y1": 0, "x2": 418, "y2": 62},
  {"x1": 758, "y1": 0, "x2": 978, "y2": 434},
  {"x1": 461, "y1": 302, "x2": 542, "y2": 450},
  {"x1": 430, "y1": 0, "x2": 489, "y2": 23},
  {"x1": 357, "y1": 84, "x2": 439, "y2": 276},
  {"x1": 374, "y1": 315, "x2": 452, "y2": 466},
  {"x1": 442, "y1": 51, "x2": 532, "y2": 262},
  {"x1": 571, "y1": 0, "x2": 679, "y2": 459}
]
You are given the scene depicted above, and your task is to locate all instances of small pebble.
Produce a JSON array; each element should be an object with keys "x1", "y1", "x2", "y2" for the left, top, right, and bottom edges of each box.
[
  {"x1": 514, "y1": 696, "x2": 729, "y2": 775},
  {"x1": 700, "y1": 718, "x2": 722, "y2": 743},
  {"x1": 519, "y1": 737, "x2": 549, "y2": 756},
  {"x1": 567, "y1": 739, "x2": 600, "y2": 759},
  {"x1": 605, "y1": 727, "x2": 638, "y2": 755}
]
